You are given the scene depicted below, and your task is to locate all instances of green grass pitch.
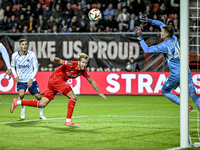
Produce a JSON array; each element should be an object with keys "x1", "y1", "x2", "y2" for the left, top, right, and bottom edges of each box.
[{"x1": 0, "y1": 94, "x2": 199, "y2": 150}]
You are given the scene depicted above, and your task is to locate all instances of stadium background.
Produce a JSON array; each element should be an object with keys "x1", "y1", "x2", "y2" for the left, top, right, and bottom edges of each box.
[
  {"x1": 0, "y1": 0, "x2": 199, "y2": 95},
  {"x1": 0, "y1": 1, "x2": 200, "y2": 150}
]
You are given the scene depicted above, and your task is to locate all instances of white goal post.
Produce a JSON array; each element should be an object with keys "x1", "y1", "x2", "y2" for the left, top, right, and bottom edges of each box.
[{"x1": 180, "y1": 0, "x2": 189, "y2": 148}]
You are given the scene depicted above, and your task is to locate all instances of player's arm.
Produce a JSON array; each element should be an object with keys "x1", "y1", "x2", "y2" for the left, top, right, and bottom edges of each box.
[
  {"x1": 87, "y1": 77, "x2": 107, "y2": 100},
  {"x1": 28, "y1": 54, "x2": 38, "y2": 88},
  {"x1": 0, "y1": 43, "x2": 11, "y2": 69},
  {"x1": 140, "y1": 14, "x2": 166, "y2": 29},
  {"x1": 50, "y1": 57, "x2": 64, "y2": 65},
  {"x1": 134, "y1": 27, "x2": 155, "y2": 54},
  {"x1": 11, "y1": 54, "x2": 20, "y2": 83},
  {"x1": 0, "y1": 43, "x2": 12, "y2": 79}
]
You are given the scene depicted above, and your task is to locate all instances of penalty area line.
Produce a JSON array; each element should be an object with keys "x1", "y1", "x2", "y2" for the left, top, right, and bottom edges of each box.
[{"x1": 0, "y1": 115, "x2": 88, "y2": 125}]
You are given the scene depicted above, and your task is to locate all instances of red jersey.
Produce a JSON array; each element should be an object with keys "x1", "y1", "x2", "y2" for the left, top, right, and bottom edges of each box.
[{"x1": 50, "y1": 60, "x2": 90, "y2": 81}]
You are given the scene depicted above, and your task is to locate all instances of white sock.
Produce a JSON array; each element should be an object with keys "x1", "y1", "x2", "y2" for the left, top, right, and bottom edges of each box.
[
  {"x1": 19, "y1": 97, "x2": 25, "y2": 108},
  {"x1": 38, "y1": 108, "x2": 43, "y2": 115},
  {"x1": 66, "y1": 119, "x2": 71, "y2": 122},
  {"x1": 17, "y1": 100, "x2": 21, "y2": 105}
]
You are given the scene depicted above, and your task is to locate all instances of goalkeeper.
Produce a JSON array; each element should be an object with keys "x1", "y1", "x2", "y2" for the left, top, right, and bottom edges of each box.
[{"x1": 134, "y1": 15, "x2": 200, "y2": 111}]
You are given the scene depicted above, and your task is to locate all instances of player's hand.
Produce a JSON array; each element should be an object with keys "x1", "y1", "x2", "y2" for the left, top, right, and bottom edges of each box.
[
  {"x1": 4, "y1": 69, "x2": 12, "y2": 80},
  {"x1": 50, "y1": 57, "x2": 62, "y2": 64},
  {"x1": 27, "y1": 79, "x2": 33, "y2": 88},
  {"x1": 15, "y1": 77, "x2": 21, "y2": 83},
  {"x1": 134, "y1": 27, "x2": 143, "y2": 41},
  {"x1": 50, "y1": 57, "x2": 55, "y2": 62},
  {"x1": 140, "y1": 14, "x2": 152, "y2": 24},
  {"x1": 99, "y1": 93, "x2": 107, "y2": 100}
]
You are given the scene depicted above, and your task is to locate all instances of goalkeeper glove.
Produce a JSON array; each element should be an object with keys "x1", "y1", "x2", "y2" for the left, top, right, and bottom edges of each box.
[
  {"x1": 140, "y1": 14, "x2": 152, "y2": 24},
  {"x1": 134, "y1": 27, "x2": 143, "y2": 41}
]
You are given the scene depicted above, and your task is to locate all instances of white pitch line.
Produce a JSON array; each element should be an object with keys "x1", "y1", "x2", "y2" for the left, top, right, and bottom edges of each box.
[
  {"x1": 0, "y1": 114, "x2": 198, "y2": 125},
  {"x1": 90, "y1": 115, "x2": 180, "y2": 119},
  {"x1": 166, "y1": 147, "x2": 182, "y2": 150},
  {"x1": 0, "y1": 115, "x2": 88, "y2": 125},
  {"x1": 0, "y1": 103, "x2": 174, "y2": 106}
]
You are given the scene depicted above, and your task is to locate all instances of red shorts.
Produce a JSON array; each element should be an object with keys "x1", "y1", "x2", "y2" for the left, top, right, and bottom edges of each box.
[{"x1": 43, "y1": 75, "x2": 72, "y2": 100}]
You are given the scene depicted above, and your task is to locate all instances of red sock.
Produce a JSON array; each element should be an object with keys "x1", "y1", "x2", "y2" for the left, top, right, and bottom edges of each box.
[
  {"x1": 67, "y1": 98, "x2": 76, "y2": 119},
  {"x1": 21, "y1": 100, "x2": 40, "y2": 107}
]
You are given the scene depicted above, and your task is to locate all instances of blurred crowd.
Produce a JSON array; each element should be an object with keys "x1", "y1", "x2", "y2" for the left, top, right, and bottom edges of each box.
[{"x1": 0, "y1": 0, "x2": 198, "y2": 33}]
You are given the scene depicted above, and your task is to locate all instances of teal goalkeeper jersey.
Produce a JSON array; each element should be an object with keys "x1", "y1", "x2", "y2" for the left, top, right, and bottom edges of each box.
[{"x1": 139, "y1": 20, "x2": 190, "y2": 82}]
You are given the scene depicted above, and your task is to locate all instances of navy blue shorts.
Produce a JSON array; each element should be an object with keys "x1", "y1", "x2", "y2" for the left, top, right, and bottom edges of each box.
[{"x1": 17, "y1": 81, "x2": 40, "y2": 95}]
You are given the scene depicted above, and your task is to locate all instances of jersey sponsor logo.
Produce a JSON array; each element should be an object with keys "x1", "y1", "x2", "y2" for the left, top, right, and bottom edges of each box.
[{"x1": 18, "y1": 65, "x2": 30, "y2": 68}]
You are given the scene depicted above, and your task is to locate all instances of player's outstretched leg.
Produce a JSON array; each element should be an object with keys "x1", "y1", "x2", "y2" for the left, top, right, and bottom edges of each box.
[
  {"x1": 10, "y1": 98, "x2": 19, "y2": 113},
  {"x1": 11, "y1": 98, "x2": 40, "y2": 113},
  {"x1": 190, "y1": 94, "x2": 200, "y2": 110},
  {"x1": 189, "y1": 80, "x2": 200, "y2": 110},
  {"x1": 161, "y1": 90, "x2": 180, "y2": 104}
]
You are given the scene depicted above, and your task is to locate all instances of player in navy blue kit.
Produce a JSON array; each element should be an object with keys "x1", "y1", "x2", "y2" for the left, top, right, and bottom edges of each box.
[
  {"x1": 134, "y1": 14, "x2": 200, "y2": 111},
  {"x1": 11, "y1": 39, "x2": 46, "y2": 119}
]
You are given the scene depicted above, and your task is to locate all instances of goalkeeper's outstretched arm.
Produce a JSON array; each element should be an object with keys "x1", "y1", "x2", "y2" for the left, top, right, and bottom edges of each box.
[
  {"x1": 139, "y1": 40, "x2": 154, "y2": 54},
  {"x1": 141, "y1": 14, "x2": 166, "y2": 29},
  {"x1": 134, "y1": 26, "x2": 154, "y2": 54},
  {"x1": 150, "y1": 20, "x2": 166, "y2": 30}
]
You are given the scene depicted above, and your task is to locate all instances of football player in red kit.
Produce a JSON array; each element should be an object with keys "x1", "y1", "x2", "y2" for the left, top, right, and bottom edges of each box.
[{"x1": 10, "y1": 53, "x2": 107, "y2": 126}]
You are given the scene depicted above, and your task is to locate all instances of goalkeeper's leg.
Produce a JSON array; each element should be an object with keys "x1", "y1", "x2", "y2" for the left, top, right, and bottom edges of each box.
[
  {"x1": 189, "y1": 77, "x2": 200, "y2": 110},
  {"x1": 161, "y1": 90, "x2": 180, "y2": 104},
  {"x1": 161, "y1": 80, "x2": 180, "y2": 105}
]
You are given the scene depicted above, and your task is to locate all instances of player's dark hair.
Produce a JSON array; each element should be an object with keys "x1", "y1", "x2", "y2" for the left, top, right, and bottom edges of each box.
[
  {"x1": 163, "y1": 26, "x2": 174, "y2": 38},
  {"x1": 19, "y1": 39, "x2": 27, "y2": 44}
]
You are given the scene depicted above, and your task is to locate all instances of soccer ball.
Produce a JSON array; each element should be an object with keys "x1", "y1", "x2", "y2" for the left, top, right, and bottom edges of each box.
[
  {"x1": 126, "y1": 65, "x2": 131, "y2": 71},
  {"x1": 88, "y1": 8, "x2": 102, "y2": 22}
]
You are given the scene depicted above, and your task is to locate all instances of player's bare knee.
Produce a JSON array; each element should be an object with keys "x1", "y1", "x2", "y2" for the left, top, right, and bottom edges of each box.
[
  {"x1": 35, "y1": 95, "x2": 41, "y2": 100},
  {"x1": 71, "y1": 95, "x2": 77, "y2": 100},
  {"x1": 39, "y1": 102, "x2": 46, "y2": 108},
  {"x1": 19, "y1": 94, "x2": 24, "y2": 100}
]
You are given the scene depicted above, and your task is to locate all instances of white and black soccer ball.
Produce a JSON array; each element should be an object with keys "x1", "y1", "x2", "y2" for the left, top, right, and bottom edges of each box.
[
  {"x1": 126, "y1": 65, "x2": 131, "y2": 71},
  {"x1": 88, "y1": 8, "x2": 102, "y2": 22}
]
